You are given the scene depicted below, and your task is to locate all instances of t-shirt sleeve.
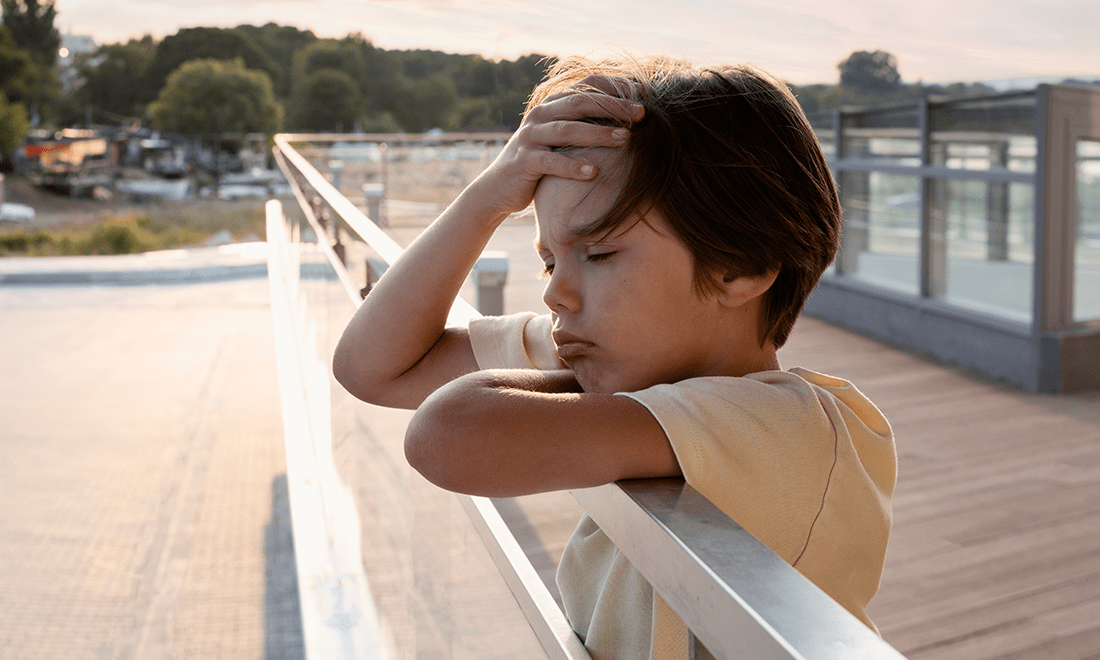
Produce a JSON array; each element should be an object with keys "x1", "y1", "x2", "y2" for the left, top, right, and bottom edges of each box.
[
  {"x1": 468, "y1": 312, "x2": 560, "y2": 371},
  {"x1": 617, "y1": 372, "x2": 840, "y2": 563}
]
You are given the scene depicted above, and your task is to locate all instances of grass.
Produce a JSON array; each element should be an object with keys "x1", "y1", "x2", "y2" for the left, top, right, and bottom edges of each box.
[{"x1": 0, "y1": 204, "x2": 267, "y2": 257}]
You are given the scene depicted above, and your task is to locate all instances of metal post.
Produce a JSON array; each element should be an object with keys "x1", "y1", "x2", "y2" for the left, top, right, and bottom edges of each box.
[
  {"x1": 332, "y1": 223, "x2": 345, "y2": 266},
  {"x1": 473, "y1": 251, "x2": 509, "y2": 316},
  {"x1": 360, "y1": 259, "x2": 373, "y2": 299},
  {"x1": 986, "y1": 141, "x2": 1011, "y2": 261},
  {"x1": 328, "y1": 159, "x2": 344, "y2": 193},
  {"x1": 363, "y1": 182, "x2": 385, "y2": 227},
  {"x1": 379, "y1": 143, "x2": 389, "y2": 227}
]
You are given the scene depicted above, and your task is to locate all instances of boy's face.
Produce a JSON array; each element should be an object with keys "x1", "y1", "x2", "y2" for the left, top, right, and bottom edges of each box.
[{"x1": 533, "y1": 159, "x2": 741, "y2": 394}]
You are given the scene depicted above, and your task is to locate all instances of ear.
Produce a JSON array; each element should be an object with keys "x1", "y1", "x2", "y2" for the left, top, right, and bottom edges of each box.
[{"x1": 716, "y1": 269, "x2": 779, "y2": 309}]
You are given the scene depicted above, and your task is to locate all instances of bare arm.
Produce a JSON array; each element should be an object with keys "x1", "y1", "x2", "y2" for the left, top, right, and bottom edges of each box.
[
  {"x1": 332, "y1": 87, "x2": 644, "y2": 409},
  {"x1": 404, "y1": 370, "x2": 681, "y2": 497}
]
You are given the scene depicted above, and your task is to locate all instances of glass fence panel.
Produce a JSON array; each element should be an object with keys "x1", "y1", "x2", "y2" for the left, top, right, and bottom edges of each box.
[
  {"x1": 277, "y1": 199, "x2": 550, "y2": 660},
  {"x1": 837, "y1": 171, "x2": 920, "y2": 294},
  {"x1": 1076, "y1": 140, "x2": 1100, "y2": 323},
  {"x1": 841, "y1": 107, "x2": 920, "y2": 164},
  {"x1": 929, "y1": 94, "x2": 1037, "y2": 173},
  {"x1": 806, "y1": 113, "x2": 835, "y2": 159},
  {"x1": 929, "y1": 179, "x2": 1035, "y2": 323}
]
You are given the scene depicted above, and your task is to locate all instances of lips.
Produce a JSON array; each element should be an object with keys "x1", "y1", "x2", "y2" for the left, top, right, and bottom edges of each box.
[{"x1": 552, "y1": 331, "x2": 594, "y2": 362}]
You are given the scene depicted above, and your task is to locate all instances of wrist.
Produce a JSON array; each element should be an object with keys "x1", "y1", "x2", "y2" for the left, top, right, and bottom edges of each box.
[{"x1": 448, "y1": 182, "x2": 515, "y2": 231}]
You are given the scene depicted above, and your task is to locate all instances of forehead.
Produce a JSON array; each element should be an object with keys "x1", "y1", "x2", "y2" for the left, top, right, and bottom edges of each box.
[{"x1": 534, "y1": 147, "x2": 626, "y2": 247}]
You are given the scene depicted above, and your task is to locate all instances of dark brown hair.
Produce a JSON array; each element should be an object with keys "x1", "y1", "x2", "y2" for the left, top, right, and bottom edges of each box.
[{"x1": 527, "y1": 56, "x2": 841, "y2": 348}]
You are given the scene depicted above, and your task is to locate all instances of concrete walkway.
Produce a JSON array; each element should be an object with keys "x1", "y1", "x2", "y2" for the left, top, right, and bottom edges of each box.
[
  {"x1": 0, "y1": 268, "x2": 303, "y2": 658},
  {"x1": 0, "y1": 224, "x2": 570, "y2": 660}
]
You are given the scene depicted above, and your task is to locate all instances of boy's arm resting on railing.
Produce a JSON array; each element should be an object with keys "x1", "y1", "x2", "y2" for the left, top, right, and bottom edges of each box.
[
  {"x1": 404, "y1": 368, "x2": 681, "y2": 498},
  {"x1": 331, "y1": 88, "x2": 641, "y2": 409}
]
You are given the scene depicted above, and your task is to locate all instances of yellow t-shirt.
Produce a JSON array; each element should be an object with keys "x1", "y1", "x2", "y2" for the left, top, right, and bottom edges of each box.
[{"x1": 469, "y1": 313, "x2": 896, "y2": 660}]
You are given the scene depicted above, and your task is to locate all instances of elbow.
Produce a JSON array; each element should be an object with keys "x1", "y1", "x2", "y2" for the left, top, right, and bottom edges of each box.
[
  {"x1": 403, "y1": 379, "x2": 486, "y2": 494},
  {"x1": 332, "y1": 347, "x2": 371, "y2": 402},
  {"x1": 332, "y1": 338, "x2": 391, "y2": 406}
]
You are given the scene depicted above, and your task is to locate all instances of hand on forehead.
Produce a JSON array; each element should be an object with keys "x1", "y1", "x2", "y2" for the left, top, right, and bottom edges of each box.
[{"x1": 535, "y1": 146, "x2": 629, "y2": 230}]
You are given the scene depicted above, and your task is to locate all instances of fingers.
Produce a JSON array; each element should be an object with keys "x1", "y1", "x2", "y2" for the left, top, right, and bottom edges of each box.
[
  {"x1": 526, "y1": 119, "x2": 630, "y2": 151},
  {"x1": 502, "y1": 77, "x2": 645, "y2": 183},
  {"x1": 530, "y1": 88, "x2": 645, "y2": 126},
  {"x1": 532, "y1": 149, "x2": 600, "y2": 181}
]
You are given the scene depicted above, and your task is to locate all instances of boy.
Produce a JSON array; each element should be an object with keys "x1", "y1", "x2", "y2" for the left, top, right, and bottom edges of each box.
[{"x1": 334, "y1": 56, "x2": 896, "y2": 659}]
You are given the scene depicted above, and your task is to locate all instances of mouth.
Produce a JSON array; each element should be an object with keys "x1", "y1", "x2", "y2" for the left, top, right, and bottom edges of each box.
[{"x1": 552, "y1": 332, "x2": 594, "y2": 363}]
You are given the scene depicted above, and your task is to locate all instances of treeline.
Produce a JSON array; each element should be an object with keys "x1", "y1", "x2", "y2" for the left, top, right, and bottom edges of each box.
[
  {"x1": 0, "y1": 4, "x2": 554, "y2": 167},
  {"x1": 794, "y1": 49, "x2": 998, "y2": 118},
  {"x1": 5, "y1": 0, "x2": 1100, "y2": 167},
  {"x1": 794, "y1": 49, "x2": 1100, "y2": 118},
  {"x1": 70, "y1": 24, "x2": 553, "y2": 134}
]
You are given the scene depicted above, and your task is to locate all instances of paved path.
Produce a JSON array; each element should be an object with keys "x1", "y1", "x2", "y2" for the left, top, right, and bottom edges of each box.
[{"x1": 0, "y1": 274, "x2": 303, "y2": 659}]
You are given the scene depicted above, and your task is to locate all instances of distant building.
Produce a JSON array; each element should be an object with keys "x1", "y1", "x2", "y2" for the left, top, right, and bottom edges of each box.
[{"x1": 58, "y1": 31, "x2": 98, "y2": 93}]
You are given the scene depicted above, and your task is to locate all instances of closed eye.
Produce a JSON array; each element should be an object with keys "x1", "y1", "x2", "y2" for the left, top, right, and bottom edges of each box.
[
  {"x1": 538, "y1": 262, "x2": 554, "y2": 279},
  {"x1": 586, "y1": 251, "x2": 615, "y2": 264}
]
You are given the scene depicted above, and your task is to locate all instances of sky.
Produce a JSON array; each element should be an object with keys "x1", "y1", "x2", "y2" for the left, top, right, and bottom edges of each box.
[{"x1": 52, "y1": 0, "x2": 1100, "y2": 85}]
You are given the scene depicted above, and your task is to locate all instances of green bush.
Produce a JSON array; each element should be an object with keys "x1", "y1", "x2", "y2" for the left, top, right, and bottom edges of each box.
[
  {"x1": 0, "y1": 228, "x2": 53, "y2": 254},
  {"x1": 0, "y1": 205, "x2": 266, "y2": 257},
  {"x1": 77, "y1": 218, "x2": 155, "y2": 255}
]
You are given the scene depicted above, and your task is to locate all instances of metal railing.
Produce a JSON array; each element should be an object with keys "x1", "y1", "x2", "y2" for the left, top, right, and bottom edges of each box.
[{"x1": 268, "y1": 132, "x2": 907, "y2": 660}]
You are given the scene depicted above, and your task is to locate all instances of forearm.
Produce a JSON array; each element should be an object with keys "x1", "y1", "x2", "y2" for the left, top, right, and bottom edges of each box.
[
  {"x1": 404, "y1": 368, "x2": 677, "y2": 497},
  {"x1": 332, "y1": 186, "x2": 507, "y2": 406},
  {"x1": 404, "y1": 370, "x2": 585, "y2": 496}
]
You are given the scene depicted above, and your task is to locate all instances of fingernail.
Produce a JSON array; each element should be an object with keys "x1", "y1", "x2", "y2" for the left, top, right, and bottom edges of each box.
[
  {"x1": 580, "y1": 164, "x2": 595, "y2": 177},
  {"x1": 612, "y1": 128, "x2": 629, "y2": 141}
]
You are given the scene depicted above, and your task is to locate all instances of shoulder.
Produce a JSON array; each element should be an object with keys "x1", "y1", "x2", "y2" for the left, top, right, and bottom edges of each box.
[
  {"x1": 618, "y1": 370, "x2": 833, "y2": 451},
  {"x1": 621, "y1": 368, "x2": 890, "y2": 445},
  {"x1": 618, "y1": 368, "x2": 894, "y2": 494}
]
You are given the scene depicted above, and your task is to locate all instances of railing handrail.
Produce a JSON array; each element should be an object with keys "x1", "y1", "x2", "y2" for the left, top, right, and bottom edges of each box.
[{"x1": 271, "y1": 133, "x2": 908, "y2": 660}]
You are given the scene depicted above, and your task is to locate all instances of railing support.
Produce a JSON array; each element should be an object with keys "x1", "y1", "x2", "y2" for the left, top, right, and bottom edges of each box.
[{"x1": 473, "y1": 251, "x2": 509, "y2": 316}]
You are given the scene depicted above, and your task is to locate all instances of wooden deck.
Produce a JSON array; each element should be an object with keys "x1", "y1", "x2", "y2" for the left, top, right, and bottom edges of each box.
[{"x1": 778, "y1": 316, "x2": 1100, "y2": 660}]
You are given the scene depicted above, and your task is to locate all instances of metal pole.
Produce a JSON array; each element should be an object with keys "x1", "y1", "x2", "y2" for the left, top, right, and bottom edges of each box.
[{"x1": 472, "y1": 251, "x2": 509, "y2": 316}]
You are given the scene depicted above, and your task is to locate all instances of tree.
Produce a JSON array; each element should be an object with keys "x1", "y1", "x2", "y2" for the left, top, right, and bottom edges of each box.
[
  {"x1": 392, "y1": 72, "x2": 458, "y2": 131},
  {"x1": 0, "y1": 23, "x2": 32, "y2": 165},
  {"x1": 1, "y1": 0, "x2": 57, "y2": 69},
  {"x1": 1, "y1": 0, "x2": 58, "y2": 121},
  {"x1": 76, "y1": 39, "x2": 153, "y2": 119},
  {"x1": 294, "y1": 39, "x2": 366, "y2": 82},
  {"x1": 0, "y1": 91, "x2": 28, "y2": 165},
  {"x1": 838, "y1": 50, "x2": 901, "y2": 93},
  {"x1": 141, "y1": 27, "x2": 280, "y2": 105},
  {"x1": 288, "y1": 68, "x2": 360, "y2": 132},
  {"x1": 233, "y1": 22, "x2": 317, "y2": 98},
  {"x1": 146, "y1": 58, "x2": 281, "y2": 136},
  {"x1": 0, "y1": 22, "x2": 34, "y2": 104}
]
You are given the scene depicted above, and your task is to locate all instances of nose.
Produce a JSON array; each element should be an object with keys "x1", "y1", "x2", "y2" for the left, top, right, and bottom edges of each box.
[{"x1": 542, "y1": 267, "x2": 581, "y2": 314}]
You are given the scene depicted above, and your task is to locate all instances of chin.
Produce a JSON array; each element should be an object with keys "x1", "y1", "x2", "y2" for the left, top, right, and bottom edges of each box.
[{"x1": 571, "y1": 365, "x2": 609, "y2": 394}]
